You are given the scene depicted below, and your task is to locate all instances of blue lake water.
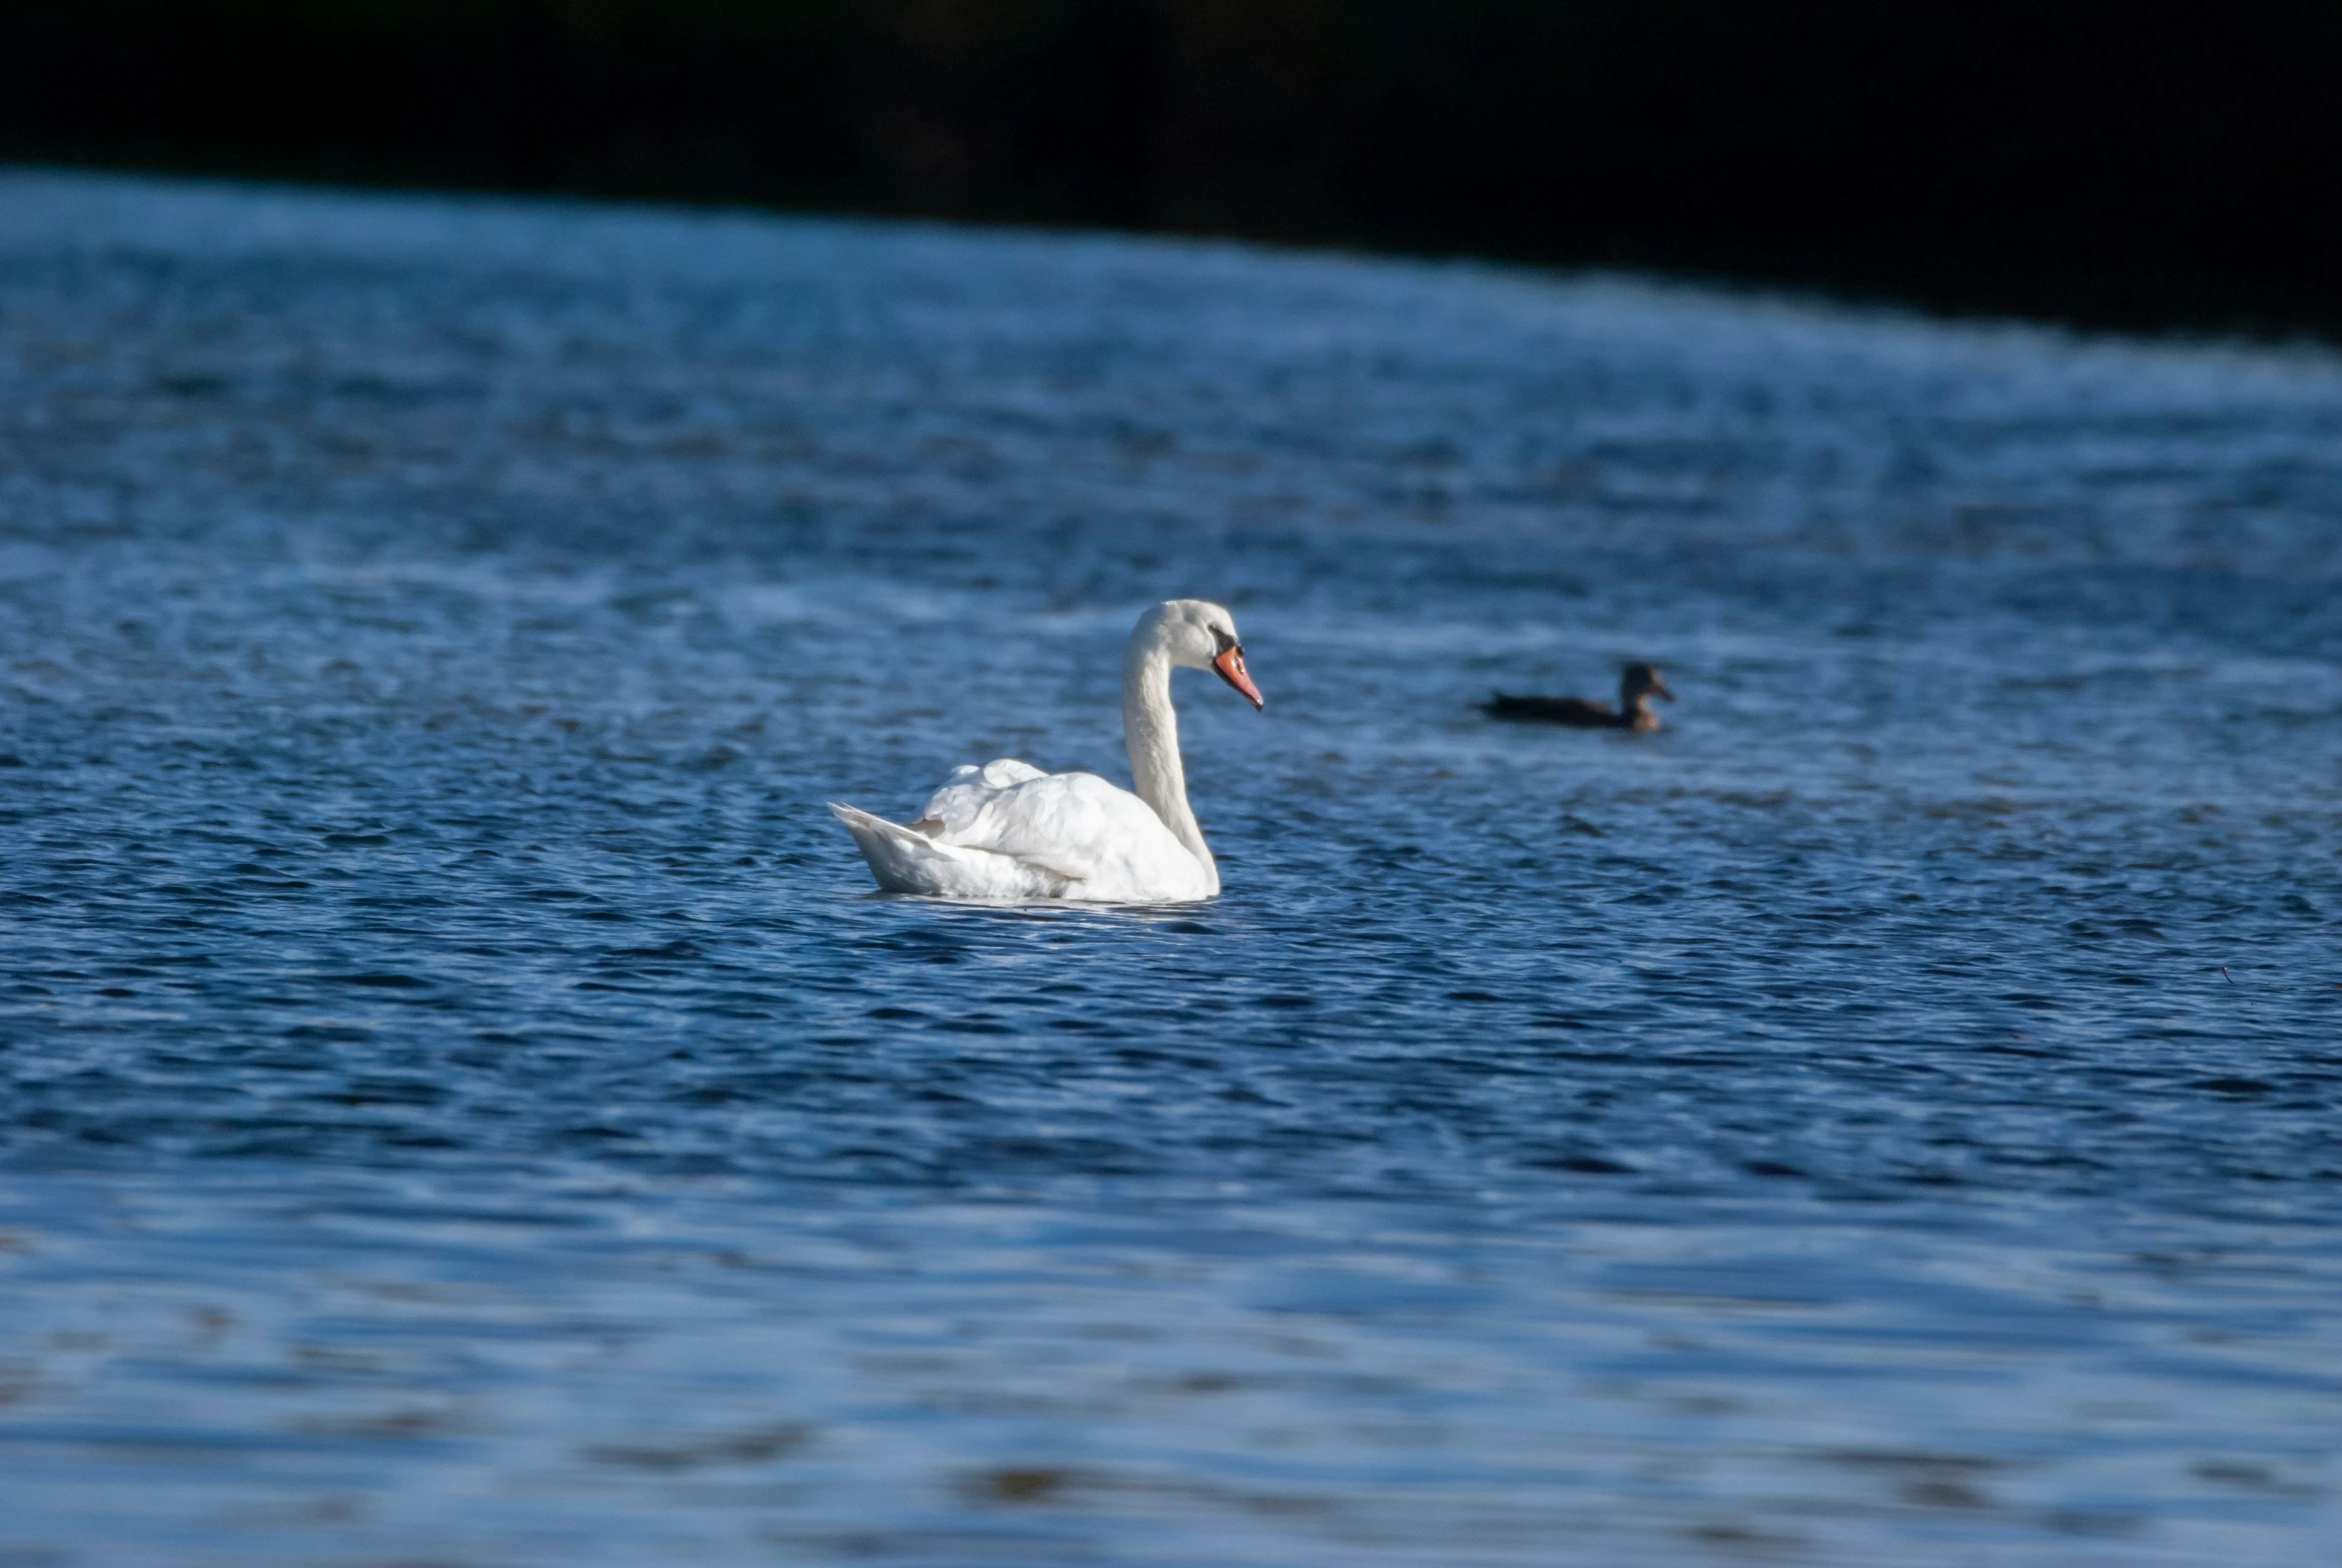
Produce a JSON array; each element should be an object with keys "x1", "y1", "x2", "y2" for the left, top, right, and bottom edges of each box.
[{"x1": 1, "y1": 170, "x2": 2338, "y2": 1566}]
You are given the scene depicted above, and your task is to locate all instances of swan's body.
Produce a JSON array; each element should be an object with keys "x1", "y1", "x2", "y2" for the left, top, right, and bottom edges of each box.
[
  {"x1": 830, "y1": 599, "x2": 1262, "y2": 904},
  {"x1": 1483, "y1": 662, "x2": 1676, "y2": 732}
]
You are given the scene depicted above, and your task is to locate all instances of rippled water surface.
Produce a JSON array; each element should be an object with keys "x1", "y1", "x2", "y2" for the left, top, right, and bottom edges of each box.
[{"x1": 2, "y1": 171, "x2": 2340, "y2": 1566}]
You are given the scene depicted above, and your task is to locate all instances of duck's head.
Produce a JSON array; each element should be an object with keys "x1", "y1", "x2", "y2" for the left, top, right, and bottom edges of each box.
[
  {"x1": 1137, "y1": 598, "x2": 1263, "y2": 709},
  {"x1": 1621, "y1": 662, "x2": 1676, "y2": 705}
]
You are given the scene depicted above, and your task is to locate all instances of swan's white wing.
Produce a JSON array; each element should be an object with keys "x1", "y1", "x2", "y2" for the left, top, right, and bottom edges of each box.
[
  {"x1": 835, "y1": 757, "x2": 1209, "y2": 903},
  {"x1": 914, "y1": 758, "x2": 1050, "y2": 838},
  {"x1": 828, "y1": 802, "x2": 1073, "y2": 900},
  {"x1": 934, "y1": 769, "x2": 1211, "y2": 902}
]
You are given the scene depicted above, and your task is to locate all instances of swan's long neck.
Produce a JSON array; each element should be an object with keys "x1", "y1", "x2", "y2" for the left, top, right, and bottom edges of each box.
[{"x1": 1123, "y1": 639, "x2": 1217, "y2": 894}]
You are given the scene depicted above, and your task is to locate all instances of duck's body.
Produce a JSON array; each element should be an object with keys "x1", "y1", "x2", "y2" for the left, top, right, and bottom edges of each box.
[
  {"x1": 831, "y1": 599, "x2": 1262, "y2": 904},
  {"x1": 1482, "y1": 662, "x2": 1675, "y2": 732},
  {"x1": 1481, "y1": 693, "x2": 1644, "y2": 728}
]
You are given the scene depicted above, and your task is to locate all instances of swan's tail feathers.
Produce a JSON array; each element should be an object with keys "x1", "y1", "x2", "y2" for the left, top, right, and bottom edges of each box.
[
  {"x1": 828, "y1": 802, "x2": 1068, "y2": 900},
  {"x1": 830, "y1": 803, "x2": 946, "y2": 894}
]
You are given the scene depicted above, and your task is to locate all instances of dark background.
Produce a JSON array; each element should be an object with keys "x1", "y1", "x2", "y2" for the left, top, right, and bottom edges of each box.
[{"x1": 3, "y1": 0, "x2": 2338, "y2": 336}]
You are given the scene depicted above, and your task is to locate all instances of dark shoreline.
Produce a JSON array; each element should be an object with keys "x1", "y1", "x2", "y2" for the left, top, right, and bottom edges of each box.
[{"x1": 3, "y1": 1, "x2": 2337, "y2": 340}]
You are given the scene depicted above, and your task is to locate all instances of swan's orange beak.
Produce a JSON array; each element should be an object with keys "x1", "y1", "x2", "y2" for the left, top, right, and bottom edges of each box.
[{"x1": 1213, "y1": 645, "x2": 1263, "y2": 710}]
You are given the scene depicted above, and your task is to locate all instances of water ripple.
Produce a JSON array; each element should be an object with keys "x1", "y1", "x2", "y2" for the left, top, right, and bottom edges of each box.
[{"x1": 0, "y1": 170, "x2": 2338, "y2": 1565}]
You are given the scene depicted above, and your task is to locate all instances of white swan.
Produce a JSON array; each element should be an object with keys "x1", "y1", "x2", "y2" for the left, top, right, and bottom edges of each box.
[{"x1": 830, "y1": 599, "x2": 1263, "y2": 903}]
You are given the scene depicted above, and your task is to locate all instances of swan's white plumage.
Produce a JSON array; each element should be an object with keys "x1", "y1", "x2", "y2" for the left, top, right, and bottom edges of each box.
[
  {"x1": 830, "y1": 599, "x2": 1258, "y2": 904},
  {"x1": 827, "y1": 800, "x2": 1074, "y2": 901},
  {"x1": 832, "y1": 761, "x2": 1211, "y2": 903}
]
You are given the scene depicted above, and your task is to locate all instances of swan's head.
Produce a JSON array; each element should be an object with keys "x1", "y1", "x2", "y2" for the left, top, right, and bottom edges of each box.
[
  {"x1": 1137, "y1": 598, "x2": 1263, "y2": 710},
  {"x1": 1622, "y1": 662, "x2": 1675, "y2": 704}
]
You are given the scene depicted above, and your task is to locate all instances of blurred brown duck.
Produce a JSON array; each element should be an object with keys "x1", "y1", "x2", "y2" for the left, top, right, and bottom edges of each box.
[{"x1": 1481, "y1": 662, "x2": 1676, "y2": 732}]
